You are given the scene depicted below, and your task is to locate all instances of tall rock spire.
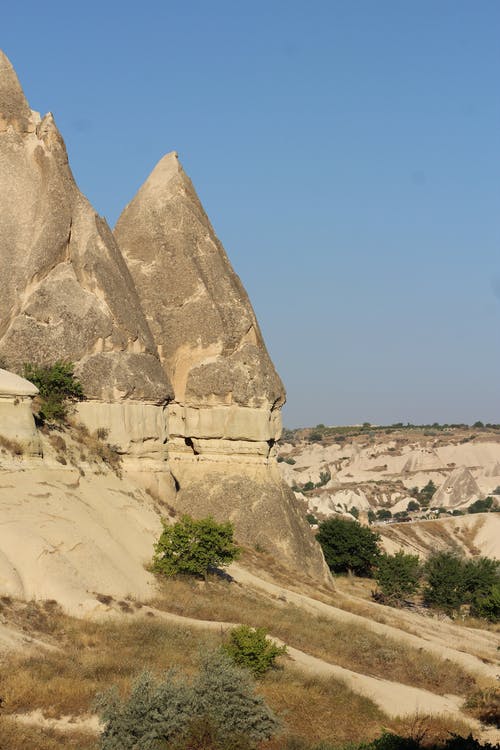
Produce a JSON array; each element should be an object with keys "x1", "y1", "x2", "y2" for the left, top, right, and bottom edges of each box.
[
  {"x1": 115, "y1": 151, "x2": 285, "y2": 411},
  {"x1": 115, "y1": 153, "x2": 329, "y2": 581}
]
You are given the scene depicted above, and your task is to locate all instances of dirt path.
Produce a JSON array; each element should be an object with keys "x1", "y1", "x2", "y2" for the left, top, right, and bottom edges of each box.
[{"x1": 228, "y1": 564, "x2": 499, "y2": 682}]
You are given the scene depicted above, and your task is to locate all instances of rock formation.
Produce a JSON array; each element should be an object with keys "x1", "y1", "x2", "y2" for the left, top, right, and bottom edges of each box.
[
  {"x1": 0, "y1": 51, "x2": 328, "y2": 583},
  {"x1": 115, "y1": 153, "x2": 326, "y2": 578},
  {"x1": 0, "y1": 368, "x2": 40, "y2": 454},
  {"x1": 0, "y1": 51, "x2": 171, "y2": 405}
]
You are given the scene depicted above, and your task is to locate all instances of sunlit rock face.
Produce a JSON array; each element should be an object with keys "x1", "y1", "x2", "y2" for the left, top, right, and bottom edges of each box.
[
  {"x1": 115, "y1": 153, "x2": 329, "y2": 579},
  {"x1": 0, "y1": 51, "x2": 172, "y2": 405},
  {"x1": 0, "y1": 52, "x2": 329, "y2": 581}
]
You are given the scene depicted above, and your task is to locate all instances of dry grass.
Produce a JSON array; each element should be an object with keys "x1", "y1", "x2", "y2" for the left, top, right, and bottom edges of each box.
[
  {"x1": 1, "y1": 614, "x2": 222, "y2": 718},
  {"x1": 261, "y1": 668, "x2": 385, "y2": 747},
  {"x1": 0, "y1": 605, "x2": 393, "y2": 750},
  {"x1": 0, "y1": 600, "x2": 485, "y2": 750},
  {"x1": 0, "y1": 717, "x2": 96, "y2": 750},
  {"x1": 0, "y1": 434, "x2": 24, "y2": 455},
  {"x1": 152, "y1": 576, "x2": 476, "y2": 697}
]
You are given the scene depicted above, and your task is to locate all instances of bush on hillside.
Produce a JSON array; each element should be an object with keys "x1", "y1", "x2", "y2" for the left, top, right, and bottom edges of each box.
[
  {"x1": 152, "y1": 515, "x2": 240, "y2": 580},
  {"x1": 95, "y1": 651, "x2": 279, "y2": 750},
  {"x1": 223, "y1": 625, "x2": 287, "y2": 677},
  {"x1": 374, "y1": 551, "x2": 421, "y2": 605},
  {"x1": 423, "y1": 552, "x2": 500, "y2": 617},
  {"x1": 423, "y1": 552, "x2": 469, "y2": 613},
  {"x1": 468, "y1": 497, "x2": 495, "y2": 514},
  {"x1": 316, "y1": 517, "x2": 380, "y2": 576},
  {"x1": 23, "y1": 361, "x2": 84, "y2": 422}
]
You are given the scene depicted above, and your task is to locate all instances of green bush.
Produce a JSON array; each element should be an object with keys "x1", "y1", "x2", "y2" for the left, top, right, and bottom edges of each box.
[
  {"x1": 223, "y1": 625, "x2": 287, "y2": 677},
  {"x1": 423, "y1": 552, "x2": 469, "y2": 613},
  {"x1": 316, "y1": 517, "x2": 380, "y2": 576},
  {"x1": 153, "y1": 515, "x2": 240, "y2": 580},
  {"x1": 374, "y1": 551, "x2": 421, "y2": 604},
  {"x1": 468, "y1": 496, "x2": 495, "y2": 514},
  {"x1": 23, "y1": 361, "x2": 84, "y2": 422},
  {"x1": 95, "y1": 651, "x2": 279, "y2": 749}
]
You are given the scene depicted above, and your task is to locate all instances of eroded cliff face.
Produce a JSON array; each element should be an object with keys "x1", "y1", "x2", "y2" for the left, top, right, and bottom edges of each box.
[
  {"x1": 0, "y1": 52, "x2": 329, "y2": 583},
  {"x1": 0, "y1": 51, "x2": 171, "y2": 406}
]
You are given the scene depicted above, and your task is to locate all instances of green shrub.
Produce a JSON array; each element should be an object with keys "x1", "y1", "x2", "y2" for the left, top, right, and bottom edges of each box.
[
  {"x1": 468, "y1": 496, "x2": 495, "y2": 514},
  {"x1": 223, "y1": 625, "x2": 287, "y2": 677},
  {"x1": 471, "y1": 582, "x2": 500, "y2": 622},
  {"x1": 376, "y1": 509, "x2": 392, "y2": 521},
  {"x1": 423, "y1": 552, "x2": 469, "y2": 614},
  {"x1": 316, "y1": 517, "x2": 380, "y2": 576},
  {"x1": 23, "y1": 361, "x2": 84, "y2": 422},
  {"x1": 153, "y1": 516, "x2": 240, "y2": 580},
  {"x1": 374, "y1": 551, "x2": 421, "y2": 604},
  {"x1": 95, "y1": 651, "x2": 279, "y2": 749}
]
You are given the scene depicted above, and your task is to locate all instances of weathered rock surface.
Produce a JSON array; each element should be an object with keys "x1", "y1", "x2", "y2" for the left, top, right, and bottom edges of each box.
[
  {"x1": 0, "y1": 368, "x2": 40, "y2": 454},
  {"x1": 115, "y1": 152, "x2": 284, "y2": 412},
  {"x1": 0, "y1": 432, "x2": 162, "y2": 613},
  {"x1": 0, "y1": 51, "x2": 172, "y2": 404},
  {"x1": 114, "y1": 152, "x2": 329, "y2": 579}
]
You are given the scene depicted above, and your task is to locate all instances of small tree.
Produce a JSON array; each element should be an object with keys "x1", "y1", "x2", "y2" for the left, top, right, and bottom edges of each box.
[
  {"x1": 153, "y1": 516, "x2": 240, "y2": 580},
  {"x1": 223, "y1": 626, "x2": 287, "y2": 677},
  {"x1": 423, "y1": 552, "x2": 468, "y2": 614},
  {"x1": 375, "y1": 551, "x2": 421, "y2": 605},
  {"x1": 407, "y1": 500, "x2": 420, "y2": 512},
  {"x1": 316, "y1": 517, "x2": 380, "y2": 576},
  {"x1": 376, "y1": 509, "x2": 392, "y2": 521},
  {"x1": 23, "y1": 361, "x2": 84, "y2": 422}
]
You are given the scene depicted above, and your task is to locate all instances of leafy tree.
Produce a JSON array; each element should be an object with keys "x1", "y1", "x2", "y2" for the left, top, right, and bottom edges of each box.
[
  {"x1": 306, "y1": 513, "x2": 319, "y2": 525},
  {"x1": 418, "y1": 480, "x2": 437, "y2": 507},
  {"x1": 407, "y1": 500, "x2": 420, "y2": 512},
  {"x1": 95, "y1": 651, "x2": 279, "y2": 749},
  {"x1": 464, "y1": 557, "x2": 500, "y2": 598},
  {"x1": 423, "y1": 552, "x2": 468, "y2": 613},
  {"x1": 375, "y1": 551, "x2": 421, "y2": 605},
  {"x1": 349, "y1": 506, "x2": 360, "y2": 519},
  {"x1": 316, "y1": 517, "x2": 380, "y2": 576},
  {"x1": 468, "y1": 497, "x2": 494, "y2": 514},
  {"x1": 376, "y1": 509, "x2": 392, "y2": 521},
  {"x1": 223, "y1": 625, "x2": 287, "y2": 677},
  {"x1": 367, "y1": 509, "x2": 377, "y2": 524},
  {"x1": 23, "y1": 361, "x2": 84, "y2": 422},
  {"x1": 153, "y1": 516, "x2": 240, "y2": 580},
  {"x1": 471, "y1": 584, "x2": 500, "y2": 622}
]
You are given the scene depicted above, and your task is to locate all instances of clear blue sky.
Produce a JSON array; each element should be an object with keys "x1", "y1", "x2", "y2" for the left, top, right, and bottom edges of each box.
[{"x1": 3, "y1": 1, "x2": 499, "y2": 427}]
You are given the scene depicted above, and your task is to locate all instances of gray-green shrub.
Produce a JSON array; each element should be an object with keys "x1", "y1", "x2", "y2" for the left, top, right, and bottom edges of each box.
[{"x1": 95, "y1": 650, "x2": 279, "y2": 749}]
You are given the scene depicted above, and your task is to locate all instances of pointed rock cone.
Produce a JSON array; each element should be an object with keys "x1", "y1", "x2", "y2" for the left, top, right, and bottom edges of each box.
[
  {"x1": 0, "y1": 52, "x2": 172, "y2": 403},
  {"x1": 115, "y1": 151, "x2": 284, "y2": 411},
  {"x1": 115, "y1": 153, "x2": 331, "y2": 583}
]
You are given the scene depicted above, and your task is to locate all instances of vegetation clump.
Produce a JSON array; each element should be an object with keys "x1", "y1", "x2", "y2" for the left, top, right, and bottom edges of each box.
[
  {"x1": 95, "y1": 650, "x2": 279, "y2": 749},
  {"x1": 153, "y1": 515, "x2": 240, "y2": 580},
  {"x1": 316, "y1": 517, "x2": 380, "y2": 576},
  {"x1": 223, "y1": 625, "x2": 287, "y2": 677},
  {"x1": 374, "y1": 551, "x2": 421, "y2": 605},
  {"x1": 23, "y1": 361, "x2": 84, "y2": 422}
]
